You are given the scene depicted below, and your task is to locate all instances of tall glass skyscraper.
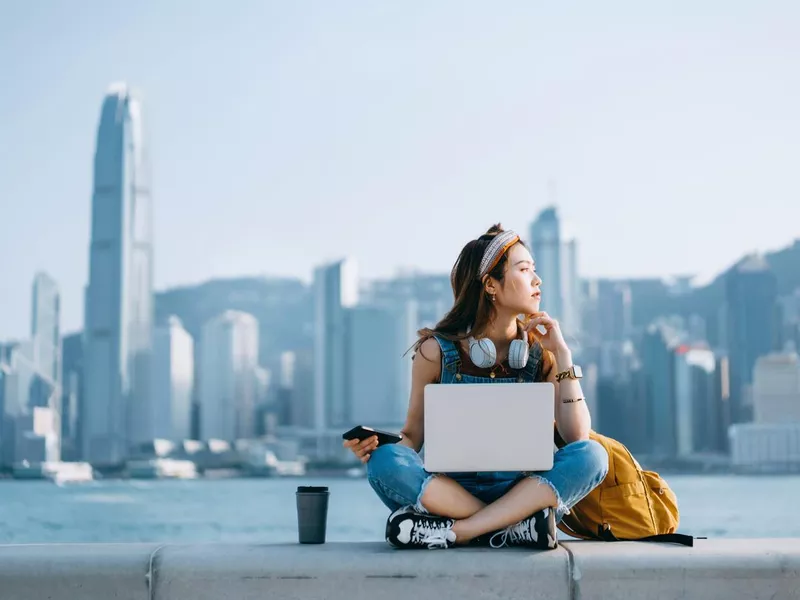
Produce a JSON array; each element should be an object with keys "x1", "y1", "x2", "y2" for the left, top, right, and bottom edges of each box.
[
  {"x1": 199, "y1": 311, "x2": 259, "y2": 441},
  {"x1": 313, "y1": 259, "x2": 359, "y2": 433},
  {"x1": 31, "y1": 272, "x2": 61, "y2": 391},
  {"x1": 529, "y1": 207, "x2": 580, "y2": 338},
  {"x1": 82, "y1": 83, "x2": 154, "y2": 467},
  {"x1": 725, "y1": 255, "x2": 778, "y2": 424}
]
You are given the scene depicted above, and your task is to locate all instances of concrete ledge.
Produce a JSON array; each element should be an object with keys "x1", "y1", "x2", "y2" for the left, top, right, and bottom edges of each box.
[
  {"x1": 0, "y1": 540, "x2": 798, "y2": 600},
  {"x1": 566, "y1": 539, "x2": 800, "y2": 600},
  {"x1": 0, "y1": 543, "x2": 158, "y2": 600},
  {"x1": 152, "y1": 542, "x2": 569, "y2": 600}
]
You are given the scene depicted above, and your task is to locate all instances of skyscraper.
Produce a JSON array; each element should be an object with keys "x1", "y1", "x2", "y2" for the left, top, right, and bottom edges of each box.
[
  {"x1": 529, "y1": 207, "x2": 580, "y2": 338},
  {"x1": 752, "y1": 352, "x2": 800, "y2": 424},
  {"x1": 347, "y1": 300, "x2": 417, "y2": 428},
  {"x1": 82, "y1": 83, "x2": 154, "y2": 466},
  {"x1": 530, "y1": 208, "x2": 562, "y2": 320},
  {"x1": 60, "y1": 332, "x2": 83, "y2": 461},
  {"x1": 199, "y1": 311, "x2": 259, "y2": 441},
  {"x1": 151, "y1": 317, "x2": 194, "y2": 441},
  {"x1": 30, "y1": 272, "x2": 61, "y2": 398},
  {"x1": 725, "y1": 255, "x2": 778, "y2": 424},
  {"x1": 313, "y1": 259, "x2": 358, "y2": 432},
  {"x1": 673, "y1": 345, "x2": 717, "y2": 457},
  {"x1": 640, "y1": 322, "x2": 682, "y2": 457}
]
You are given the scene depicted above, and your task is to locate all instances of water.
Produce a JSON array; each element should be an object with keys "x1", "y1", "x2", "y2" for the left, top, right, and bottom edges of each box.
[{"x1": 0, "y1": 475, "x2": 797, "y2": 544}]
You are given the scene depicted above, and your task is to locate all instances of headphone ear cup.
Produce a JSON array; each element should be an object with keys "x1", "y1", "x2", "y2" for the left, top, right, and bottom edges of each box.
[
  {"x1": 468, "y1": 337, "x2": 497, "y2": 368},
  {"x1": 508, "y1": 338, "x2": 530, "y2": 370}
]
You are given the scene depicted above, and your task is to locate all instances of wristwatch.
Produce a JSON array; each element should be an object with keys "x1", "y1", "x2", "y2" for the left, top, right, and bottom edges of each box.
[{"x1": 556, "y1": 365, "x2": 583, "y2": 382}]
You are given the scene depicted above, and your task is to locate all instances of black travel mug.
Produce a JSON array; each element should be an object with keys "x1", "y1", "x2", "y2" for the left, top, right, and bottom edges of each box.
[{"x1": 296, "y1": 486, "x2": 330, "y2": 544}]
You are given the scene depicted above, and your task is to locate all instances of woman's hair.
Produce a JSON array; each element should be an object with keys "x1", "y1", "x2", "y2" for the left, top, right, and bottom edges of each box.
[{"x1": 413, "y1": 223, "x2": 533, "y2": 357}]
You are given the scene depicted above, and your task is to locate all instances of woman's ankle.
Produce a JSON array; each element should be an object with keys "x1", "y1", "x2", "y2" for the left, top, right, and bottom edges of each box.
[{"x1": 451, "y1": 520, "x2": 478, "y2": 545}]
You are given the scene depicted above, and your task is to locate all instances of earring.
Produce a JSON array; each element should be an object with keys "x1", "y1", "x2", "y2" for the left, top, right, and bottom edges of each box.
[{"x1": 491, "y1": 294, "x2": 496, "y2": 302}]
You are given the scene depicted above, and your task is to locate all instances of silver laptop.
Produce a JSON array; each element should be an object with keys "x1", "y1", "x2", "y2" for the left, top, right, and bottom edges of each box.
[{"x1": 423, "y1": 383, "x2": 555, "y2": 473}]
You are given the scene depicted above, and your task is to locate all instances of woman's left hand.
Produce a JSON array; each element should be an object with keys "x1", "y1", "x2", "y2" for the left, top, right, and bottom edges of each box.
[{"x1": 525, "y1": 311, "x2": 569, "y2": 355}]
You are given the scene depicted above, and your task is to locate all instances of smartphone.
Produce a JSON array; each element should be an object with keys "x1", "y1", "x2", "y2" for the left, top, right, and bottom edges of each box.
[{"x1": 342, "y1": 425, "x2": 403, "y2": 447}]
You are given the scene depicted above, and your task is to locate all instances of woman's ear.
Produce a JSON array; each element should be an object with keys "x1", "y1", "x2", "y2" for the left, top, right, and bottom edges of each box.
[{"x1": 482, "y1": 276, "x2": 497, "y2": 297}]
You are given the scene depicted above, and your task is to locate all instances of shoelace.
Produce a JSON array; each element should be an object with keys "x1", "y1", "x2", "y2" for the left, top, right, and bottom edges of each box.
[
  {"x1": 489, "y1": 518, "x2": 535, "y2": 548},
  {"x1": 411, "y1": 519, "x2": 453, "y2": 549}
]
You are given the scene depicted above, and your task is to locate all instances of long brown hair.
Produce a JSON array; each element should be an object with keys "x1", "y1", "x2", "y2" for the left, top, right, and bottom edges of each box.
[{"x1": 414, "y1": 223, "x2": 534, "y2": 357}]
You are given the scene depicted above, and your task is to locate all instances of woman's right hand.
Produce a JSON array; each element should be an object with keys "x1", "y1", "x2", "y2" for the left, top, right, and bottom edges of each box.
[{"x1": 343, "y1": 436, "x2": 380, "y2": 463}]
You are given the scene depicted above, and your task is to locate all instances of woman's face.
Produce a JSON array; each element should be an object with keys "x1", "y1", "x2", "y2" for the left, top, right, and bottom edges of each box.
[{"x1": 492, "y1": 243, "x2": 542, "y2": 315}]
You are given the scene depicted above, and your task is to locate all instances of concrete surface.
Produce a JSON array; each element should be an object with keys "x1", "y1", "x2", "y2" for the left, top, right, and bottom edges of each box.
[
  {"x1": 152, "y1": 542, "x2": 569, "y2": 600},
  {"x1": 565, "y1": 538, "x2": 800, "y2": 600},
  {"x1": 0, "y1": 543, "x2": 158, "y2": 600},
  {"x1": 0, "y1": 539, "x2": 798, "y2": 600}
]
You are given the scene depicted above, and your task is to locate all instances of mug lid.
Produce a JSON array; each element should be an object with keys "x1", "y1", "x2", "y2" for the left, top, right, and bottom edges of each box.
[{"x1": 297, "y1": 486, "x2": 329, "y2": 493}]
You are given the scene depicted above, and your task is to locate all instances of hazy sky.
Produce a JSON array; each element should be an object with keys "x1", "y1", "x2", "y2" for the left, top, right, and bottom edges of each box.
[{"x1": 1, "y1": 1, "x2": 799, "y2": 339}]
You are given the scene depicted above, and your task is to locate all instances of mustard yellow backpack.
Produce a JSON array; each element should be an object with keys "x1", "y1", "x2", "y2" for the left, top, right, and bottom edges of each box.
[{"x1": 555, "y1": 429, "x2": 694, "y2": 546}]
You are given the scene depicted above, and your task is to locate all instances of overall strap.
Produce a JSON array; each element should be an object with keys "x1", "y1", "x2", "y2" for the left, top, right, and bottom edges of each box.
[
  {"x1": 432, "y1": 336, "x2": 461, "y2": 384},
  {"x1": 521, "y1": 342, "x2": 545, "y2": 382}
]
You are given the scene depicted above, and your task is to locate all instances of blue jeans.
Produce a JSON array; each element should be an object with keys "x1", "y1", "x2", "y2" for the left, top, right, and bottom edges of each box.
[{"x1": 367, "y1": 440, "x2": 608, "y2": 522}]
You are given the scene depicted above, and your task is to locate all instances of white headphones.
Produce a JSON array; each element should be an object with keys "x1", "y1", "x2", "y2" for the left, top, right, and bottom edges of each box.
[{"x1": 468, "y1": 331, "x2": 529, "y2": 370}]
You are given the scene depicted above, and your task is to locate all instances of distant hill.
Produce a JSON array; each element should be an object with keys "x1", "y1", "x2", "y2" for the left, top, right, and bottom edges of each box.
[
  {"x1": 620, "y1": 239, "x2": 800, "y2": 343},
  {"x1": 154, "y1": 276, "x2": 313, "y2": 366}
]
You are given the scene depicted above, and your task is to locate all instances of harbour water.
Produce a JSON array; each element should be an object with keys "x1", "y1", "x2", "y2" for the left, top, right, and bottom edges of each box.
[{"x1": 0, "y1": 474, "x2": 796, "y2": 544}]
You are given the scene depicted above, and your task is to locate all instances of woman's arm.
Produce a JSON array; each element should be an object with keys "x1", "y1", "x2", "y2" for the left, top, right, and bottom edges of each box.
[
  {"x1": 398, "y1": 337, "x2": 442, "y2": 452},
  {"x1": 549, "y1": 348, "x2": 592, "y2": 443}
]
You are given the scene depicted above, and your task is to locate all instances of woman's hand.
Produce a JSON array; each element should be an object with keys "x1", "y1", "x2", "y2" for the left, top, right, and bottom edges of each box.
[
  {"x1": 343, "y1": 436, "x2": 379, "y2": 464},
  {"x1": 525, "y1": 311, "x2": 569, "y2": 356}
]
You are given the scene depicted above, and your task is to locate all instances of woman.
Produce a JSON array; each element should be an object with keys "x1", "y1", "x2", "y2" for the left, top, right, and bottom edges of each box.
[{"x1": 343, "y1": 224, "x2": 608, "y2": 550}]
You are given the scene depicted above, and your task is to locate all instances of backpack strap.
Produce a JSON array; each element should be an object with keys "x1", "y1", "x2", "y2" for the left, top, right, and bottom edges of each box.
[{"x1": 597, "y1": 524, "x2": 696, "y2": 547}]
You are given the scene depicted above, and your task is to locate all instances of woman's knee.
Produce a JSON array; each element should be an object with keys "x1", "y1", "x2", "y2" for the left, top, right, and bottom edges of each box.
[
  {"x1": 366, "y1": 444, "x2": 430, "y2": 510},
  {"x1": 564, "y1": 439, "x2": 609, "y2": 483},
  {"x1": 366, "y1": 443, "x2": 421, "y2": 482}
]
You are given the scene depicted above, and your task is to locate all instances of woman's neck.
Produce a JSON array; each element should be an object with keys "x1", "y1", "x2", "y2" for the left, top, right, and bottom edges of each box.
[{"x1": 482, "y1": 315, "x2": 520, "y2": 354}]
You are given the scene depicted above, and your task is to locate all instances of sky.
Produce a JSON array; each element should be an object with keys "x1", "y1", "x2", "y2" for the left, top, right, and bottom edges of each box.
[{"x1": 1, "y1": 1, "x2": 799, "y2": 339}]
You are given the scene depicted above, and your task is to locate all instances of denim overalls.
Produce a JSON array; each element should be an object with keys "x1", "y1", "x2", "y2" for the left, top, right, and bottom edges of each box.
[{"x1": 366, "y1": 336, "x2": 608, "y2": 522}]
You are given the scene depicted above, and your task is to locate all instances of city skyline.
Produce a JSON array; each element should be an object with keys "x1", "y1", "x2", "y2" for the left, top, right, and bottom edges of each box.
[{"x1": 3, "y1": 1, "x2": 800, "y2": 339}]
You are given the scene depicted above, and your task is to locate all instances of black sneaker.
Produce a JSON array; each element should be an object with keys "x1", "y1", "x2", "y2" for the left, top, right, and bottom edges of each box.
[
  {"x1": 385, "y1": 506, "x2": 457, "y2": 549},
  {"x1": 489, "y1": 507, "x2": 558, "y2": 550}
]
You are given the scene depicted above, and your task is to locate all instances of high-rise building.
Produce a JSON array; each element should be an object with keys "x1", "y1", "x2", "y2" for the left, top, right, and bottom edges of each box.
[
  {"x1": 30, "y1": 272, "x2": 61, "y2": 400},
  {"x1": 313, "y1": 259, "x2": 358, "y2": 432},
  {"x1": 347, "y1": 301, "x2": 417, "y2": 429},
  {"x1": 530, "y1": 208, "x2": 562, "y2": 320},
  {"x1": 0, "y1": 273, "x2": 63, "y2": 467},
  {"x1": 561, "y1": 233, "x2": 581, "y2": 340},
  {"x1": 0, "y1": 340, "x2": 60, "y2": 466},
  {"x1": 60, "y1": 332, "x2": 83, "y2": 461},
  {"x1": 752, "y1": 352, "x2": 800, "y2": 424},
  {"x1": 529, "y1": 207, "x2": 580, "y2": 338},
  {"x1": 82, "y1": 83, "x2": 154, "y2": 466},
  {"x1": 583, "y1": 280, "x2": 632, "y2": 345},
  {"x1": 151, "y1": 317, "x2": 194, "y2": 441},
  {"x1": 275, "y1": 351, "x2": 296, "y2": 427},
  {"x1": 28, "y1": 273, "x2": 62, "y2": 459},
  {"x1": 725, "y1": 255, "x2": 778, "y2": 424},
  {"x1": 289, "y1": 347, "x2": 315, "y2": 429},
  {"x1": 673, "y1": 345, "x2": 717, "y2": 457},
  {"x1": 199, "y1": 311, "x2": 259, "y2": 441},
  {"x1": 639, "y1": 322, "x2": 682, "y2": 457}
]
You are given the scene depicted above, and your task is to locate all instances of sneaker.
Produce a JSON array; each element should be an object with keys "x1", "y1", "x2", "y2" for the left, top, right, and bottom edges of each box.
[
  {"x1": 489, "y1": 507, "x2": 558, "y2": 550},
  {"x1": 385, "y1": 506, "x2": 456, "y2": 549}
]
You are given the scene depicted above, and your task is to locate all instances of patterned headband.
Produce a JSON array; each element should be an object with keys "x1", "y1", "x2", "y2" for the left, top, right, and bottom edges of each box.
[{"x1": 477, "y1": 230, "x2": 520, "y2": 279}]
